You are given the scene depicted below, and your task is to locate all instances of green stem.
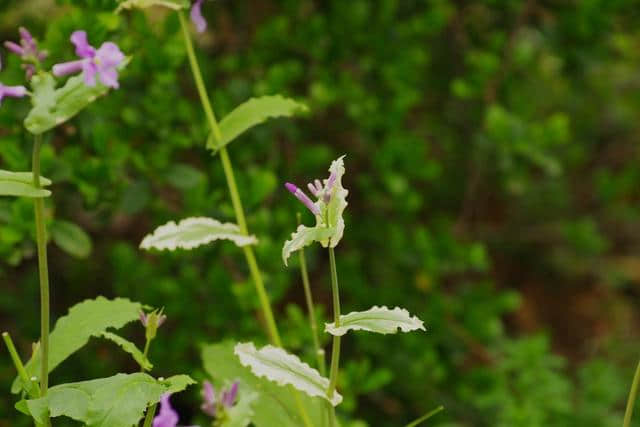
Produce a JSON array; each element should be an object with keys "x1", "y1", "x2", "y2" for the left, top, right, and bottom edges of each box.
[
  {"x1": 142, "y1": 403, "x2": 157, "y2": 427},
  {"x1": 2, "y1": 332, "x2": 38, "y2": 398},
  {"x1": 405, "y1": 406, "x2": 444, "y2": 427},
  {"x1": 297, "y1": 214, "x2": 325, "y2": 376},
  {"x1": 32, "y1": 134, "x2": 50, "y2": 427},
  {"x1": 178, "y1": 10, "x2": 281, "y2": 347},
  {"x1": 623, "y1": 360, "x2": 640, "y2": 427},
  {"x1": 326, "y1": 247, "x2": 341, "y2": 427}
]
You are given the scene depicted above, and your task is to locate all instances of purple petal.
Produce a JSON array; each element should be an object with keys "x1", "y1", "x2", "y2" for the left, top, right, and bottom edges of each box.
[
  {"x1": 190, "y1": 0, "x2": 207, "y2": 33},
  {"x1": 82, "y1": 60, "x2": 98, "y2": 86},
  {"x1": 4, "y1": 41, "x2": 24, "y2": 56},
  {"x1": 98, "y1": 68, "x2": 119, "y2": 89},
  {"x1": 307, "y1": 182, "x2": 319, "y2": 197},
  {"x1": 326, "y1": 170, "x2": 336, "y2": 190},
  {"x1": 222, "y1": 382, "x2": 238, "y2": 408},
  {"x1": 22, "y1": 64, "x2": 35, "y2": 80},
  {"x1": 0, "y1": 84, "x2": 28, "y2": 98},
  {"x1": 70, "y1": 30, "x2": 95, "y2": 58},
  {"x1": 95, "y1": 42, "x2": 124, "y2": 69},
  {"x1": 19, "y1": 27, "x2": 35, "y2": 49},
  {"x1": 200, "y1": 381, "x2": 216, "y2": 417},
  {"x1": 153, "y1": 394, "x2": 179, "y2": 427},
  {"x1": 285, "y1": 182, "x2": 320, "y2": 216},
  {"x1": 139, "y1": 312, "x2": 148, "y2": 326},
  {"x1": 52, "y1": 59, "x2": 85, "y2": 77}
]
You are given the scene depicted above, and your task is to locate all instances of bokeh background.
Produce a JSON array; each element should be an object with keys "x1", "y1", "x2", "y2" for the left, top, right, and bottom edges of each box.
[{"x1": 2, "y1": 0, "x2": 640, "y2": 425}]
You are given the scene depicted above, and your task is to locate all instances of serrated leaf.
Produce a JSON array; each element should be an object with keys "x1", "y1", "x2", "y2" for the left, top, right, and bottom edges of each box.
[
  {"x1": 0, "y1": 180, "x2": 51, "y2": 198},
  {"x1": 98, "y1": 332, "x2": 152, "y2": 371},
  {"x1": 282, "y1": 224, "x2": 334, "y2": 266},
  {"x1": 235, "y1": 342, "x2": 341, "y2": 406},
  {"x1": 325, "y1": 306, "x2": 426, "y2": 336},
  {"x1": 0, "y1": 170, "x2": 52, "y2": 186},
  {"x1": 140, "y1": 217, "x2": 257, "y2": 251},
  {"x1": 50, "y1": 220, "x2": 93, "y2": 259},
  {"x1": 19, "y1": 372, "x2": 194, "y2": 427},
  {"x1": 12, "y1": 297, "x2": 142, "y2": 393},
  {"x1": 202, "y1": 342, "x2": 325, "y2": 427},
  {"x1": 24, "y1": 64, "x2": 128, "y2": 134},
  {"x1": 209, "y1": 95, "x2": 308, "y2": 151}
]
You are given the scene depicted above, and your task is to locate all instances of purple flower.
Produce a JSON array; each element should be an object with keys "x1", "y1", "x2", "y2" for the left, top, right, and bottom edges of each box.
[
  {"x1": 201, "y1": 381, "x2": 238, "y2": 418},
  {"x1": 285, "y1": 182, "x2": 321, "y2": 216},
  {"x1": 190, "y1": 0, "x2": 207, "y2": 33},
  {"x1": 153, "y1": 394, "x2": 179, "y2": 427},
  {"x1": 140, "y1": 310, "x2": 167, "y2": 328},
  {"x1": 52, "y1": 31, "x2": 125, "y2": 89},
  {"x1": 0, "y1": 83, "x2": 27, "y2": 105},
  {"x1": 3, "y1": 27, "x2": 48, "y2": 80}
]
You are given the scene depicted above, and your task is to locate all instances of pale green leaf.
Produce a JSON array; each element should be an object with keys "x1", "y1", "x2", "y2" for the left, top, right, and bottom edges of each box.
[
  {"x1": 223, "y1": 388, "x2": 258, "y2": 427},
  {"x1": 140, "y1": 217, "x2": 257, "y2": 251},
  {"x1": 98, "y1": 332, "x2": 152, "y2": 371},
  {"x1": 325, "y1": 306, "x2": 426, "y2": 336},
  {"x1": 0, "y1": 180, "x2": 51, "y2": 198},
  {"x1": 115, "y1": 0, "x2": 188, "y2": 12},
  {"x1": 12, "y1": 297, "x2": 142, "y2": 393},
  {"x1": 282, "y1": 224, "x2": 334, "y2": 266},
  {"x1": 20, "y1": 372, "x2": 194, "y2": 427},
  {"x1": 0, "y1": 170, "x2": 52, "y2": 186},
  {"x1": 235, "y1": 342, "x2": 341, "y2": 406},
  {"x1": 202, "y1": 341, "x2": 326, "y2": 427},
  {"x1": 209, "y1": 95, "x2": 308, "y2": 151},
  {"x1": 50, "y1": 220, "x2": 93, "y2": 259}
]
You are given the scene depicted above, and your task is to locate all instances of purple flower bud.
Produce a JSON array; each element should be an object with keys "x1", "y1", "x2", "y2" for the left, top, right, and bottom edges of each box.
[
  {"x1": 153, "y1": 394, "x2": 179, "y2": 427},
  {"x1": 22, "y1": 64, "x2": 35, "y2": 81},
  {"x1": 327, "y1": 170, "x2": 337, "y2": 190},
  {"x1": 190, "y1": 0, "x2": 207, "y2": 33},
  {"x1": 53, "y1": 31, "x2": 125, "y2": 89},
  {"x1": 285, "y1": 182, "x2": 321, "y2": 216},
  {"x1": 4, "y1": 41, "x2": 24, "y2": 56},
  {"x1": 221, "y1": 382, "x2": 238, "y2": 408},
  {"x1": 201, "y1": 380, "x2": 217, "y2": 417},
  {"x1": 18, "y1": 27, "x2": 35, "y2": 50},
  {"x1": 0, "y1": 83, "x2": 27, "y2": 106}
]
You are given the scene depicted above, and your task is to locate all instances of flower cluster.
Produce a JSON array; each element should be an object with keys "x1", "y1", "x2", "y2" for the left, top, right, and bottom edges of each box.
[{"x1": 4, "y1": 27, "x2": 48, "y2": 80}]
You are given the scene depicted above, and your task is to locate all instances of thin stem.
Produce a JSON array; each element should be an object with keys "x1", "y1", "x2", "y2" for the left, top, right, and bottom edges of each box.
[
  {"x1": 178, "y1": 10, "x2": 281, "y2": 347},
  {"x1": 2, "y1": 332, "x2": 38, "y2": 398},
  {"x1": 142, "y1": 403, "x2": 157, "y2": 427},
  {"x1": 326, "y1": 247, "x2": 341, "y2": 427},
  {"x1": 405, "y1": 405, "x2": 445, "y2": 427},
  {"x1": 623, "y1": 360, "x2": 640, "y2": 427},
  {"x1": 32, "y1": 134, "x2": 50, "y2": 405},
  {"x1": 297, "y1": 214, "x2": 325, "y2": 375}
]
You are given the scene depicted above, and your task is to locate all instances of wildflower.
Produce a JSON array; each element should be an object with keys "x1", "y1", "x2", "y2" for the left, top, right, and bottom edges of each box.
[
  {"x1": 52, "y1": 31, "x2": 125, "y2": 88},
  {"x1": 201, "y1": 380, "x2": 238, "y2": 418},
  {"x1": 140, "y1": 309, "x2": 167, "y2": 342},
  {"x1": 190, "y1": 0, "x2": 207, "y2": 33},
  {"x1": 0, "y1": 83, "x2": 27, "y2": 105},
  {"x1": 285, "y1": 182, "x2": 321, "y2": 216},
  {"x1": 4, "y1": 27, "x2": 48, "y2": 80},
  {"x1": 153, "y1": 394, "x2": 179, "y2": 427}
]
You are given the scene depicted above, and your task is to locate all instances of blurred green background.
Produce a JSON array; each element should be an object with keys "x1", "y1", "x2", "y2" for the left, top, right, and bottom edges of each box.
[{"x1": 2, "y1": 0, "x2": 640, "y2": 425}]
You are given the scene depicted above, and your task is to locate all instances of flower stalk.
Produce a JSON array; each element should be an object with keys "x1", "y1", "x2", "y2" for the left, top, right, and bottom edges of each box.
[
  {"x1": 623, "y1": 359, "x2": 640, "y2": 427},
  {"x1": 32, "y1": 133, "x2": 51, "y2": 427},
  {"x1": 326, "y1": 247, "x2": 341, "y2": 427}
]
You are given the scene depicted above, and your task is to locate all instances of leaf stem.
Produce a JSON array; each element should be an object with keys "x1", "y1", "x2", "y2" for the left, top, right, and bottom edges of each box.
[
  {"x1": 32, "y1": 134, "x2": 51, "y2": 427},
  {"x1": 2, "y1": 332, "x2": 38, "y2": 398},
  {"x1": 297, "y1": 214, "x2": 325, "y2": 376},
  {"x1": 405, "y1": 405, "x2": 444, "y2": 427},
  {"x1": 623, "y1": 360, "x2": 640, "y2": 427},
  {"x1": 327, "y1": 247, "x2": 341, "y2": 427},
  {"x1": 178, "y1": 10, "x2": 281, "y2": 347}
]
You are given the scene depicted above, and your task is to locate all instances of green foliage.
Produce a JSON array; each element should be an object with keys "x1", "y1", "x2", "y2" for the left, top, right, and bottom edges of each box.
[
  {"x1": 202, "y1": 341, "x2": 326, "y2": 426},
  {"x1": 17, "y1": 373, "x2": 194, "y2": 426},
  {"x1": 50, "y1": 220, "x2": 93, "y2": 258},
  {"x1": 12, "y1": 297, "x2": 142, "y2": 393},
  {"x1": 211, "y1": 95, "x2": 308, "y2": 151},
  {"x1": 99, "y1": 332, "x2": 152, "y2": 371},
  {"x1": 325, "y1": 306, "x2": 425, "y2": 337}
]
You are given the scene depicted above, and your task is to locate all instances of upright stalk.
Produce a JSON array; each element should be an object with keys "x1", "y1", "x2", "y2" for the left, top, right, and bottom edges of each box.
[
  {"x1": 32, "y1": 134, "x2": 50, "y2": 424},
  {"x1": 178, "y1": 12, "x2": 312, "y2": 427},
  {"x1": 141, "y1": 339, "x2": 156, "y2": 427},
  {"x1": 623, "y1": 359, "x2": 640, "y2": 427},
  {"x1": 326, "y1": 247, "x2": 341, "y2": 427},
  {"x1": 178, "y1": 10, "x2": 281, "y2": 347},
  {"x1": 298, "y1": 214, "x2": 325, "y2": 375}
]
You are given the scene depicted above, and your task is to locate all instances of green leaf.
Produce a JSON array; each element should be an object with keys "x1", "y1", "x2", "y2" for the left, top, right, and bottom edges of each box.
[
  {"x1": 19, "y1": 372, "x2": 194, "y2": 427},
  {"x1": 202, "y1": 341, "x2": 326, "y2": 427},
  {"x1": 223, "y1": 388, "x2": 258, "y2": 427},
  {"x1": 50, "y1": 220, "x2": 93, "y2": 259},
  {"x1": 0, "y1": 170, "x2": 52, "y2": 186},
  {"x1": 282, "y1": 224, "x2": 334, "y2": 266},
  {"x1": 12, "y1": 297, "x2": 142, "y2": 393},
  {"x1": 235, "y1": 342, "x2": 342, "y2": 406},
  {"x1": 24, "y1": 69, "x2": 127, "y2": 134},
  {"x1": 98, "y1": 332, "x2": 152, "y2": 371},
  {"x1": 115, "y1": 0, "x2": 189, "y2": 12},
  {"x1": 209, "y1": 95, "x2": 308, "y2": 151},
  {"x1": 282, "y1": 156, "x2": 349, "y2": 265},
  {"x1": 325, "y1": 306, "x2": 426, "y2": 336},
  {"x1": 140, "y1": 217, "x2": 258, "y2": 251},
  {"x1": 0, "y1": 181, "x2": 51, "y2": 198}
]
